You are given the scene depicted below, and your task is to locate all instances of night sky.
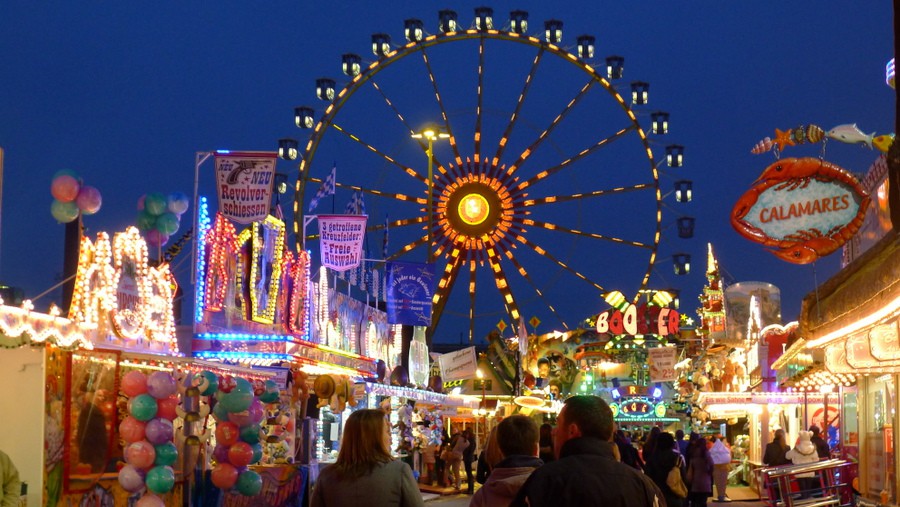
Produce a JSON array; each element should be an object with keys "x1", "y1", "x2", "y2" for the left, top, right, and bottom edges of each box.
[{"x1": 0, "y1": 2, "x2": 894, "y2": 345}]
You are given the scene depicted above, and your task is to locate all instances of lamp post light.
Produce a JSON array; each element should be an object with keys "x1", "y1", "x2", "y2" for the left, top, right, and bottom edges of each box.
[
  {"x1": 411, "y1": 125, "x2": 449, "y2": 263},
  {"x1": 476, "y1": 368, "x2": 487, "y2": 440}
]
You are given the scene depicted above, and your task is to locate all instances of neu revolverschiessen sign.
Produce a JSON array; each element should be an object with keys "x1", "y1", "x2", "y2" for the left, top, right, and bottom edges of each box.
[{"x1": 214, "y1": 152, "x2": 277, "y2": 224}]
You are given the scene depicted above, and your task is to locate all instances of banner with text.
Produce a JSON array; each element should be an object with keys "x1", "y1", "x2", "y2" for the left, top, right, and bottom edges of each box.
[
  {"x1": 386, "y1": 261, "x2": 435, "y2": 326},
  {"x1": 318, "y1": 214, "x2": 367, "y2": 272},
  {"x1": 214, "y1": 152, "x2": 277, "y2": 224},
  {"x1": 439, "y1": 346, "x2": 478, "y2": 382},
  {"x1": 648, "y1": 347, "x2": 678, "y2": 382}
]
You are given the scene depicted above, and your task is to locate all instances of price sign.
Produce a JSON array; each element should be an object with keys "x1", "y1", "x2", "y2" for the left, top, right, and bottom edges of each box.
[{"x1": 648, "y1": 347, "x2": 677, "y2": 382}]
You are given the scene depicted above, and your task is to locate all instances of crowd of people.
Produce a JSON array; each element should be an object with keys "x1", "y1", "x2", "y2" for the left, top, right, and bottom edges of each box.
[{"x1": 309, "y1": 395, "x2": 833, "y2": 507}]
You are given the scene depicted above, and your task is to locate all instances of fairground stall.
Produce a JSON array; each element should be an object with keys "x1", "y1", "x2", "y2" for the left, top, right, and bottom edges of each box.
[{"x1": 797, "y1": 151, "x2": 899, "y2": 506}]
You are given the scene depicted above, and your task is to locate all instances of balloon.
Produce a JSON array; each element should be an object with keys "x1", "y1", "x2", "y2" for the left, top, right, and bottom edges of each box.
[
  {"x1": 53, "y1": 169, "x2": 79, "y2": 180},
  {"x1": 227, "y1": 442, "x2": 253, "y2": 468},
  {"x1": 117, "y1": 464, "x2": 146, "y2": 493},
  {"x1": 145, "y1": 229, "x2": 168, "y2": 248},
  {"x1": 136, "y1": 210, "x2": 157, "y2": 231},
  {"x1": 125, "y1": 440, "x2": 156, "y2": 469},
  {"x1": 247, "y1": 398, "x2": 265, "y2": 425},
  {"x1": 136, "y1": 494, "x2": 165, "y2": 507},
  {"x1": 119, "y1": 416, "x2": 147, "y2": 443},
  {"x1": 390, "y1": 365, "x2": 409, "y2": 386},
  {"x1": 129, "y1": 394, "x2": 159, "y2": 421},
  {"x1": 239, "y1": 424, "x2": 262, "y2": 444},
  {"x1": 212, "y1": 444, "x2": 229, "y2": 464},
  {"x1": 121, "y1": 371, "x2": 148, "y2": 397},
  {"x1": 199, "y1": 371, "x2": 219, "y2": 396},
  {"x1": 236, "y1": 470, "x2": 262, "y2": 496},
  {"x1": 75, "y1": 185, "x2": 102, "y2": 215},
  {"x1": 167, "y1": 192, "x2": 190, "y2": 215},
  {"x1": 258, "y1": 380, "x2": 280, "y2": 404},
  {"x1": 145, "y1": 418, "x2": 174, "y2": 445},
  {"x1": 219, "y1": 390, "x2": 253, "y2": 413},
  {"x1": 155, "y1": 212, "x2": 180, "y2": 235},
  {"x1": 146, "y1": 371, "x2": 177, "y2": 399},
  {"x1": 51, "y1": 200, "x2": 79, "y2": 223},
  {"x1": 146, "y1": 465, "x2": 175, "y2": 494},
  {"x1": 215, "y1": 422, "x2": 240, "y2": 447},
  {"x1": 154, "y1": 442, "x2": 178, "y2": 467},
  {"x1": 156, "y1": 396, "x2": 178, "y2": 421},
  {"x1": 211, "y1": 463, "x2": 239, "y2": 490},
  {"x1": 218, "y1": 375, "x2": 236, "y2": 394},
  {"x1": 232, "y1": 377, "x2": 253, "y2": 396},
  {"x1": 51, "y1": 175, "x2": 80, "y2": 203},
  {"x1": 249, "y1": 443, "x2": 263, "y2": 465},
  {"x1": 228, "y1": 410, "x2": 252, "y2": 428},
  {"x1": 212, "y1": 401, "x2": 230, "y2": 422},
  {"x1": 144, "y1": 192, "x2": 168, "y2": 216}
]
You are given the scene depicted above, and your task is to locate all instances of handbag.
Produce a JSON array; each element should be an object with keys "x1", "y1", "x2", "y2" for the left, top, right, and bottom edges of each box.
[{"x1": 668, "y1": 457, "x2": 688, "y2": 498}]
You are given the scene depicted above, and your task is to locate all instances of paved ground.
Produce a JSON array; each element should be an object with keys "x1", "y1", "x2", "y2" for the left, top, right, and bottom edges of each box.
[{"x1": 422, "y1": 485, "x2": 767, "y2": 506}]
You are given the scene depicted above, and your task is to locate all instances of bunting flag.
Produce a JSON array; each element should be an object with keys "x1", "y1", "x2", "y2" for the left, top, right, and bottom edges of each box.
[
  {"x1": 344, "y1": 190, "x2": 367, "y2": 215},
  {"x1": 308, "y1": 164, "x2": 336, "y2": 212},
  {"x1": 382, "y1": 215, "x2": 389, "y2": 259}
]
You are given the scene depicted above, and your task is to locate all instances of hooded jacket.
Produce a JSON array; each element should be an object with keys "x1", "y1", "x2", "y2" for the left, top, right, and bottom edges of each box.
[
  {"x1": 786, "y1": 431, "x2": 819, "y2": 477},
  {"x1": 469, "y1": 455, "x2": 542, "y2": 507}
]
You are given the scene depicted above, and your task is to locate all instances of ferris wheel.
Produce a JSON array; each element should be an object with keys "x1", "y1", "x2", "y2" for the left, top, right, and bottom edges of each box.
[{"x1": 286, "y1": 8, "x2": 684, "y2": 340}]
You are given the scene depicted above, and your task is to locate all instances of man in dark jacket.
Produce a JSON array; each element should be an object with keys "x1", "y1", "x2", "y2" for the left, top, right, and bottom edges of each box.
[
  {"x1": 809, "y1": 426, "x2": 830, "y2": 459},
  {"x1": 510, "y1": 395, "x2": 664, "y2": 507}
]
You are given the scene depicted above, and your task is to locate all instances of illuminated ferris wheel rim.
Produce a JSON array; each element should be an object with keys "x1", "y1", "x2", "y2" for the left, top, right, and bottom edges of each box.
[{"x1": 291, "y1": 20, "x2": 668, "y2": 332}]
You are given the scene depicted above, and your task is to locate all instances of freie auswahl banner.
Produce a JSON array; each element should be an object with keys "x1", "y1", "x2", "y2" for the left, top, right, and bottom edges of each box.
[
  {"x1": 318, "y1": 214, "x2": 367, "y2": 272},
  {"x1": 214, "y1": 151, "x2": 277, "y2": 224},
  {"x1": 439, "y1": 346, "x2": 478, "y2": 382},
  {"x1": 386, "y1": 261, "x2": 435, "y2": 326}
]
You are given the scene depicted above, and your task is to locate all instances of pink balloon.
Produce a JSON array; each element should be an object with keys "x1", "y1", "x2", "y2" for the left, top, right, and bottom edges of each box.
[
  {"x1": 125, "y1": 440, "x2": 157, "y2": 469},
  {"x1": 75, "y1": 185, "x2": 102, "y2": 215},
  {"x1": 228, "y1": 410, "x2": 252, "y2": 428},
  {"x1": 247, "y1": 398, "x2": 264, "y2": 425},
  {"x1": 227, "y1": 442, "x2": 253, "y2": 468},
  {"x1": 51, "y1": 175, "x2": 80, "y2": 203},
  {"x1": 211, "y1": 463, "x2": 239, "y2": 490},
  {"x1": 136, "y1": 495, "x2": 165, "y2": 507},
  {"x1": 146, "y1": 371, "x2": 177, "y2": 399},
  {"x1": 137, "y1": 194, "x2": 146, "y2": 211},
  {"x1": 156, "y1": 396, "x2": 178, "y2": 421},
  {"x1": 145, "y1": 229, "x2": 168, "y2": 247},
  {"x1": 212, "y1": 445, "x2": 229, "y2": 464},
  {"x1": 118, "y1": 464, "x2": 146, "y2": 493},
  {"x1": 122, "y1": 371, "x2": 148, "y2": 397},
  {"x1": 120, "y1": 416, "x2": 147, "y2": 444}
]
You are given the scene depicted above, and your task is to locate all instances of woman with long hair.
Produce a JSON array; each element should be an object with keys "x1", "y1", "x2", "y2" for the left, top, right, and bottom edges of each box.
[
  {"x1": 311, "y1": 409, "x2": 424, "y2": 507},
  {"x1": 685, "y1": 435, "x2": 713, "y2": 507},
  {"x1": 645, "y1": 432, "x2": 686, "y2": 507}
]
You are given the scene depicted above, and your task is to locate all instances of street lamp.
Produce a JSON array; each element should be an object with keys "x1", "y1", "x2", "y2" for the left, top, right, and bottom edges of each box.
[
  {"x1": 411, "y1": 125, "x2": 449, "y2": 263},
  {"x1": 476, "y1": 368, "x2": 487, "y2": 440}
]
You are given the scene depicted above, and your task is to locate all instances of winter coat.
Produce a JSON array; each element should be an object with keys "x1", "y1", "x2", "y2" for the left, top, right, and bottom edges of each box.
[
  {"x1": 810, "y1": 434, "x2": 830, "y2": 459},
  {"x1": 786, "y1": 431, "x2": 819, "y2": 478},
  {"x1": 646, "y1": 449, "x2": 685, "y2": 507},
  {"x1": 311, "y1": 459, "x2": 424, "y2": 507},
  {"x1": 468, "y1": 455, "x2": 542, "y2": 507},
  {"x1": 687, "y1": 445, "x2": 713, "y2": 494},
  {"x1": 763, "y1": 442, "x2": 791, "y2": 467},
  {"x1": 510, "y1": 437, "x2": 663, "y2": 507},
  {"x1": 450, "y1": 435, "x2": 469, "y2": 462}
]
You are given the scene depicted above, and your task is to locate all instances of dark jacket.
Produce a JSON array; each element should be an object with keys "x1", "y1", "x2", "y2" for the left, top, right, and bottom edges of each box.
[
  {"x1": 687, "y1": 445, "x2": 713, "y2": 494},
  {"x1": 763, "y1": 442, "x2": 791, "y2": 467},
  {"x1": 647, "y1": 449, "x2": 685, "y2": 507},
  {"x1": 810, "y1": 435, "x2": 830, "y2": 459},
  {"x1": 510, "y1": 437, "x2": 664, "y2": 507},
  {"x1": 470, "y1": 455, "x2": 542, "y2": 507}
]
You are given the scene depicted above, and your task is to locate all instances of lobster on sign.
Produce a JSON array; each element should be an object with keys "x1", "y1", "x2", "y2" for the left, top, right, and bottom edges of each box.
[{"x1": 731, "y1": 157, "x2": 870, "y2": 264}]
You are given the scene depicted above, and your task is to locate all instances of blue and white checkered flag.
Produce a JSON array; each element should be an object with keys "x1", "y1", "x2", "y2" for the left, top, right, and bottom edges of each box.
[
  {"x1": 344, "y1": 190, "x2": 366, "y2": 215},
  {"x1": 308, "y1": 164, "x2": 336, "y2": 212},
  {"x1": 382, "y1": 215, "x2": 389, "y2": 259}
]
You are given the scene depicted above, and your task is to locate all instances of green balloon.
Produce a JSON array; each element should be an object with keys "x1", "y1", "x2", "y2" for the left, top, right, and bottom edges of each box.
[
  {"x1": 258, "y1": 380, "x2": 280, "y2": 403},
  {"x1": 155, "y1": 212, "x2": 180, "y2": 235},
  {"x1": 130, "y1": 394, "x2": 158, "y2": 422},
  {"x1": 250, "y1": 443, "x2": 263, "y2": 465},
  {"x1": 154, "y1": 442, "x2": 178, "y2": 467},
  {"x1": 146, "y1": 465, "x2": 175, "y2": 494},
  {"x1": 212, "y1": 400, "x2": 230, "y2": 421},
  {"x1": 219, "y1": 390, "x2": 252, "y2": 413},
  {"x1": 240, "y1": 424, "x2": 261, "y2": 444},
  {"x1": 136, "y1": 210, "x2": 157, "y2": 231},
  {"x1": 145, "y1": 192, "x2": 168, "y2": 216},
  {"x1": 51, "y1": 200, "x2": 80, "y2": 223},
  {"x1": 199, "y1": 371, "x2": 219, "y2": 396},
  {"x1": 232, "y1": 377, "x2": 253, "y2": 396},
  {"x1": 236, "y1": 470, "x2": 262, "y2": 496}
]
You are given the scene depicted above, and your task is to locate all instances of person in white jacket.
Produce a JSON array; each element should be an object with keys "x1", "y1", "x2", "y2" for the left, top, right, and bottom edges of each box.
[
  {"x1": 709, "y1": 436, "x2": 732, "y2": 502},
  {"x1": 786, "y1": 431, "x2": 820, "y2": 499}
]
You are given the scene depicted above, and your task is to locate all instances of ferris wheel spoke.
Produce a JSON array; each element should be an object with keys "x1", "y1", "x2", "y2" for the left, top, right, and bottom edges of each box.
[
  {"x1": 307, "y1": 177, "x2": 426, "y2": 205},
  {"x1": 330, "y1": 123, "x2": 427, "y2": 184},
  {"x1": 385, "y1": 232, "x2": 429, "y2": 262},
  {"x1": 506, "y1": 78, "x2": 596, "y2": 177},
  {"x1": 515, "y1": 126, "x2": 636, "y2": 193},
  {"x1": 503, "y1": 251, "x2": 570, "y2": 330},
  {"x1": 491, "y1": 47, "x2": 545, "y2": 176},
  {"x1": 369, "y1": 80, "x2": 418, "y2": 137},
  {"x1": 515, "y1": 235, "x2": 604, "y2": 292},
  {"x1": 522, "y1": 218, "x2": 655, "y2": 249},
  {"x1": 474, "y1": 37, "x2": 486, "y2": 165},
  {"x1": 524, "y1": 182, "x2": 653, "y2": 206},
  {"x1": 430, "y1": 253, "x2": 465, "y2": 337},
  {"x1": 467, "y1": 260, "x2": 477, "y2": 342},
  {"x1": 487, "y1": 251, "x2": 521, "y2": 322},
  {"x1": 420, "y1": 49, "x2": 464, "y2": 167}
]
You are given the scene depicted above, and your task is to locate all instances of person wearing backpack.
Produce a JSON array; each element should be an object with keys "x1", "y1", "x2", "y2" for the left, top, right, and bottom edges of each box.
[{"x1": 646, "y1": 432, "x2": 687, "y2": 507}]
